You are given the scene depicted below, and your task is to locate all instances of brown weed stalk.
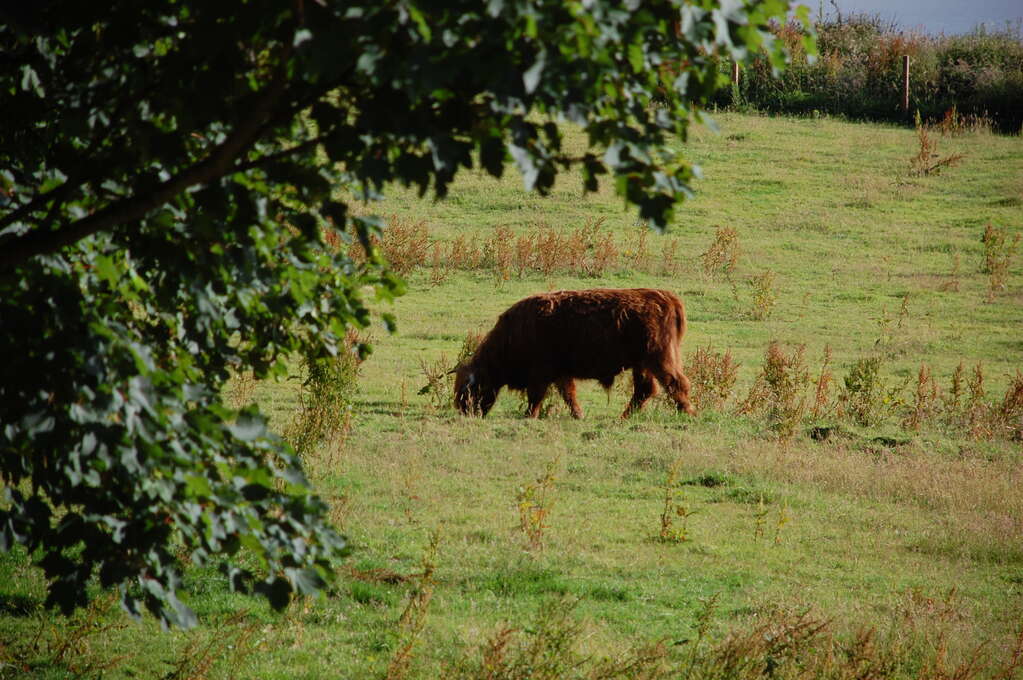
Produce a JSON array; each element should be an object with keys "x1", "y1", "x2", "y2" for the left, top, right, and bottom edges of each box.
[
  {"x1": 747, "y1": 270, "x2": 777, "y2": 321},
  {"x1": 701, "y1": 225, "x2": 741, "y2": 277},
  {"x1": 811, "y1": 345, "x2": 834, "y2": 419},
  {"x1": 910, "y1": 113, "x2": 964, "y2": 176},
  {"x1": 516, "y1": 457, "x2": 558, "y2": 552},
  {"x1": 981, "y1": 223, "x2": 1020, "y2": 302},
  {"x1": 684, "y1": 345, "x2": 740, "y2": 411},
  {"x1": 904, "y1": 363, "x2": 940, "y2": 432}
]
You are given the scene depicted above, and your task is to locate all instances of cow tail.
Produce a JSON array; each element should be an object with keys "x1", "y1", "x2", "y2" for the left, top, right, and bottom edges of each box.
[{"x1": 675, "y1": 297, "x2": 686, "y2": 341}]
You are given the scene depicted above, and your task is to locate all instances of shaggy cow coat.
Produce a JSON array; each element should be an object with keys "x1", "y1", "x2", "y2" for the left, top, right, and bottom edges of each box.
[{"x1": 454, "y1": 288, "x2": 695, "y2": 418}]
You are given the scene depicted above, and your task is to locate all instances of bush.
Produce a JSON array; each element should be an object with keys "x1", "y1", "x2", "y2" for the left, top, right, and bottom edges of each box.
[{"x1": 721, "y1": 16, "x2": 1023, "y2": 132}]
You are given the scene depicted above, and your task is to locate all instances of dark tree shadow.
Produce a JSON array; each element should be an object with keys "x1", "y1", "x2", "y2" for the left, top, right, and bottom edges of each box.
[{"x1": 0, "y1": 593, "x2": 41, "y2": 617}]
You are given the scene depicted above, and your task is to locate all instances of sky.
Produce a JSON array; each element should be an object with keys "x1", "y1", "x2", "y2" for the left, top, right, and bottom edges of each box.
[{"x1": 809, "y1": 0, "x2": 1023, "y2": 35}]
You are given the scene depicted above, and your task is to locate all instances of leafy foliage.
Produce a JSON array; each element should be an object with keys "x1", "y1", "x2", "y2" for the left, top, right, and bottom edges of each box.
[
  {"x1": 729, "y1": 14, "x2": 1023, "y2": 132},
  {"x1": 0, "y1": 1, "x2": 804, "y2": 626}
]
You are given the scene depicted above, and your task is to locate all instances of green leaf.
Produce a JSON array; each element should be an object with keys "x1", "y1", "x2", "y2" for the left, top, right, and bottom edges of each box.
[
  {"x1": 406, "y1": 4, "x2": 432, "y2": 42},
  {"x1": 628, "y1": 42, "x2": 644, "y2": 72},
  {"x1": 523, "y1": 49, "x2": 546, "y2": 94},
  {"x1": 287, "y1": 566, "x2": 326, "y2": 596},
  {"x1": 20, "y1": 64, "x2": 44, "y2": 97},
  {"x1": 228, "y1": 410, "x2": 266, "y2": 443}
]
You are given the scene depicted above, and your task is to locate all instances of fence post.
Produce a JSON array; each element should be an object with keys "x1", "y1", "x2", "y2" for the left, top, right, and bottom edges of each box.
[
  {"x1": 902, "y1": 55, "x2": 910, "y2": 113},
  {"x1": 731, "y1": 61, "x2": 740, "y2": 87}
]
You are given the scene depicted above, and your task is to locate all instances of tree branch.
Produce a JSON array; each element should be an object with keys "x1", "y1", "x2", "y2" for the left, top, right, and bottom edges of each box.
[
  {"x1": 230, "y1": 134, "x2": 331, "y2": 175},
  {"x1": 0, "y1": 72, "x2": 290, "y2": 271}
]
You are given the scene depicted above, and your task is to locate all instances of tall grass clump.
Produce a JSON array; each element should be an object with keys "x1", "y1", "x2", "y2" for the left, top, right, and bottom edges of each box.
[
  {"x1": 684, "y1": 345, "x2": 740, "y2": 411},
  {"x1": 438, "y1": 219, "x2": 632, "y2": 279},
  {"x1": 746, "y1": 270, "x2": 778, "y2": 321},
  {"x1": 516, "y1": 457, "x2": 558, "y2": 553},
  {"x1": 810, "y1": 345, "x2": 835, "y2": 420},
  {"x1": 484, "y1": 225, "x2": 517, "y2": 283},
  {"x1": 910, "y1": 111, "x2": 964, "y2": 176},
  {"x1": 981, "y1": 222, "x2": 1020, "y2": 301},
  {"x1": 347, "y1": 215, "x2": 430, "y2": 276},
  {"x1": 286, "y1": 332, "x2": 364, "y2": 458},
  {"x1": 738, "y1": 342, "x2": 810, "y2": 438},
  {"x1": 996, "y1": 371, "x2": 1023, "y2": 441},
  {"x1": 840, "y1": 355, "x2": 890, "y2": 427},
  {"x1": 904, "y1": 363, "x2": 940, "y2": 431},
  {"x1": 701, "y1": 225, "x2": 741, "y2": 277}
]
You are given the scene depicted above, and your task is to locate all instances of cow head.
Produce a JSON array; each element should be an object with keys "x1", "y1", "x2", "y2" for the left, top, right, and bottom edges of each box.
[{"x1": 453, "y1": 364, "x2": 497, "y2": 416}]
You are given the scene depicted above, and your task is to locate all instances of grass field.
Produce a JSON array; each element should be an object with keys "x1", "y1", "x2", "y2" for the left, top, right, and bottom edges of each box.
[{"x1": 2, "y1": 112, "x2": 1022, "y2": 679}]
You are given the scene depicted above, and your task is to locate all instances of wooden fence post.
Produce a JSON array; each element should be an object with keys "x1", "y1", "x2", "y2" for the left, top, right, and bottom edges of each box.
[
  {"x1": 731, "y1": 61, "x2": 740, "y2": 88},
  {"x1": 902, "y1": 55, "x2": 910, "y2": 113}
]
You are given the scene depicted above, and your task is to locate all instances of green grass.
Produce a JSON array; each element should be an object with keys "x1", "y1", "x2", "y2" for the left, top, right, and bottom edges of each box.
[{"x1": 2, "y1": 112, "x2": 1022, "y2": 678}]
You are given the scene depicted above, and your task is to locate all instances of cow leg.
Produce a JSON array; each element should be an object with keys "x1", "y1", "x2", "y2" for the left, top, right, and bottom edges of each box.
[
  {"x1": 653, "y1": 365, "x2": 697, "y2": 416},
  {"x1": 555, "y1": 378, "x2": 583, "y2": 419},
  {"x1": 525, "y1": 382, "x2": 550, "y2": 418},
  {"x1": 622, "y1": 368, "x2": 657, "y2": 418}
]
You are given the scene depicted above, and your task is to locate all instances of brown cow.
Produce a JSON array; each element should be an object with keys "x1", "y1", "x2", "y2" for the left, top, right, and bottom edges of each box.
[{"x1": 453, "y1": 288, "x2": 695, "y2": 419}]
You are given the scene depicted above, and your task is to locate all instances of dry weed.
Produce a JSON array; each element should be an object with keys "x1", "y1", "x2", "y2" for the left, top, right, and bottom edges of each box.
[
  {"x1": 226, "y1": 369, "x2": 258, "y2": 410},
  {"x1": 660, "y1": 237, "x2": 683, "y2": 276},
  {"x1": 381, "y1": 216, "x2": 430, "y2": 275},
  {"x1": 763, "y1": 342, "x2": 809, "y2": 437},
  {"x1": 747, "y1": 270, "x2": 777, "y2": 321},
  {"x1": 322, "y1": 224, "x2": 344, "y2": 252},
  {"x1": 995, "y1": 370, "x2": 1023, "y2": 441},
  {"x1": 164, "y1": 610, "x2": 259, "y2": 680},
  {"x1": 703, "y1": 608, "x2": 831, "y2": 679},
  {"x1": 981, "y1": 223, "x2": 1020, "y2": 302},
  {"x1": 965, "y1": 362, "x2": 992, "y2": 439},
  {"x1": 942, "y1": 361, "x2": 967, "y2": 428},
  {"x1": 588, "y1": 229, "x2": 619, "y2": 276},
  {"x1": 811, "y1": 345, "x2": 835, "y2": 419},
  {"x1": 428, "y1": 241, "x2": 450, "y2": 286},
  {"x1": 938, "y1": 104, "x2": 993, "y2": 136},
  {"x1": 418, "y1": 329, "x2": 483, "y2": 412},
  {"x1": 910, "y1": 112, "x2": 965, "y2": 176},
  {"x1": 348, "y1": 215, "x2": 430, "y2": 275},
  {"x1": 841, "y1": 355, "x2": 889, "y2": 427},
  {"x1": 514, "y1": 231, "x2": 534, "y2": 277},
  {"x1": 626, "y1": 228, "x2": 652, "y2": 272},
  {"x1": 285, "y1": 331, "x2": 363, "y2": 459},
  {"x1": 485, "y1": 226, "x2": 516, "y2": 283},
  {"x1": 449, "y1": 234, "x2": 484, "y2": 270},
  {"x1": 684, "y1": 345, "x2": 740, "y2": 411},
  {"x1": 904, "y1": 363, "x2": 940, "y2": 432},
  {"x1": 3, "y1": 594, "x2": 131, "y2": 678},
  {"x1": 516, "y1": 457, "x2": 558, "y2": 553},
  {"x1": 737, "y1": 342, "x2": 809, "y2": 438},
  {"x1": 701, "y1": 225, "x2": 741, "y2": 276}
]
